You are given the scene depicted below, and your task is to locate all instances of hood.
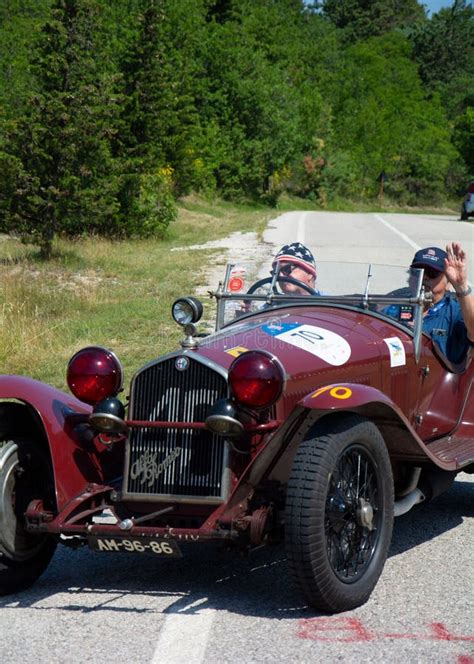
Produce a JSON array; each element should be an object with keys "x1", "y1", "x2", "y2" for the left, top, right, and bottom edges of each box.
[{"x1": 195, "y1": 304, "x2": 407, "y2": 380}]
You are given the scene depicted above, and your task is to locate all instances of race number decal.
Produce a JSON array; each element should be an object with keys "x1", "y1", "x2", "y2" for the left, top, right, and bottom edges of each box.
[
  {"x1": 383, "y1": 337, "x2": 406, "y2": 367},
  {"x1": 263, "y1": 323, "x2": 351, "y2": 366},
  {"x1": 311, "y1": 385, "x2": 353, "y2": 400}
]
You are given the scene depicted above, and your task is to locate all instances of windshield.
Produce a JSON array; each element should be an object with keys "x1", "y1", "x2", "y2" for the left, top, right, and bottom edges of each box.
[{"x1": 212, "y1": 262, "x2": 425, "y2": 330}]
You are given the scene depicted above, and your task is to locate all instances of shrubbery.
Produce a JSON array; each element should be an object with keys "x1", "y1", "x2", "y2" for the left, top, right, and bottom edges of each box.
[{"x1": 0, "y1": 0, "x2": 472, "y2": 255}]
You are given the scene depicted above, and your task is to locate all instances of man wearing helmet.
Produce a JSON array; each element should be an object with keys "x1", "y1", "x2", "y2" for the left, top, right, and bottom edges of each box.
[{"x1": 271, "y1": 242, "x2": 320, "y2": 296}]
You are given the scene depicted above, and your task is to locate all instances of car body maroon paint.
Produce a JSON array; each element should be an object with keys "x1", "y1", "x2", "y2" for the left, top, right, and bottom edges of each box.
[
  {"x1": 0, "y1": 262, "x2": 472, "y2": 610},
  {"x1": 0, "y1": 376, "x2": 95, "y2": 508}
]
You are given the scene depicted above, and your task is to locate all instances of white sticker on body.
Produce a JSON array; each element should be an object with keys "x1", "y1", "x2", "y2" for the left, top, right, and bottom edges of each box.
[
  {"x1": 383, "y1": 337, "x2": 406, "y2": 367},
  {"x1": 273, "y1": 324, "x2": 351, "y2": 366}
]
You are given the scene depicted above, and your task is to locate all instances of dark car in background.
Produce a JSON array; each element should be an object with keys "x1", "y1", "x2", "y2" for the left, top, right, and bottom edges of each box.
[{"x1": 461, "y1": 180, "x2": 474, "y2": 220}]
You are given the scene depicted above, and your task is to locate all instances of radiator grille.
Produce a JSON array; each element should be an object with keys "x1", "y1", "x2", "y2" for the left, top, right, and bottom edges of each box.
[{"x1": 125, "y1": 356, "x2": 228, "y2": 500}]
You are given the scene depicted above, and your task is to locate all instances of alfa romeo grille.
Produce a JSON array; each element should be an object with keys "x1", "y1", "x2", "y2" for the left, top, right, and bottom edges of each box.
[{"x1": 125, "y1": 356, "x2": 228, "y2": 501}]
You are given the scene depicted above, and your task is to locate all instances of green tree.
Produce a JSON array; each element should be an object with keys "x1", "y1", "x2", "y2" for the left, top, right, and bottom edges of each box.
[
  {"x1": 0, "y1": 0, "x2": 52, "y2": 119},
  {"x1": 116, "y1": 0, "x2": 214, "y2": 229},
  {"x1": 320, "y1": 0, "x2": 426, "y2": 42},
  {"x1": 408, "y1": 0, "x2": 474, "y2": 117},
  {"x1": 2, "y1": 0, "x2": 120, "y2": 257},
  {"x1": 118, "y1": 1, "x2": 205, "y2": 187},
  {"x1": 195, "y1": 0, "x2": 328, "y2": 200},
  {"x1": 320, "y1": 33, "x2": 457, "y2": 202},
  {"x1": 453, "y1": 107, "x2": 474, "y2": 175}
]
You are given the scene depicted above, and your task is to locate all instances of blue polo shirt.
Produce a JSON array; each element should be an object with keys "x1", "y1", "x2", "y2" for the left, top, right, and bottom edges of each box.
[
  {"x1": 422, "y1": 293, "x2": 472, "y2": 365},
  {"x1": 384, "y1": 293, "x2": 472, "y2": 365}
]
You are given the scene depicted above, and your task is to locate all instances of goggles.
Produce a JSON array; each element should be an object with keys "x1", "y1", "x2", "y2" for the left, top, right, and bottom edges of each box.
[{"x1": 278, "y1": 263, "x2": 299, "y2": 276}]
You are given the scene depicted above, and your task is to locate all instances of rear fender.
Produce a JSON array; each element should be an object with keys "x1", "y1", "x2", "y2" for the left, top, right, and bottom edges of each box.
[{"x1": 0, "y1": 375, "x2": 101, "y2": 511}]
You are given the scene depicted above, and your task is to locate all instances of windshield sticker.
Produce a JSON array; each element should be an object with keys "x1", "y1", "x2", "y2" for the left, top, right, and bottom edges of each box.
[
  {"x1": 311, "y1": 385, "x2": 353, "y2": 400},
  {"x1": 263, "y1": 323, "x2": 351, "y2": 366},
  {"x1": 383, "y1": 337, "x2": 406, "y2": 367},
  {"x1": 228, "y1": 266, "x2": 247, "y2": 292},
  {"x1": 225, "y1": 345, "x2": 249, "y2": 357},
  {"x1": 262, "y1": 321, "x2": 301, "y2": 335},
  {"x1": 229, "y1": 276, "x2": 245, "y2": 292}
]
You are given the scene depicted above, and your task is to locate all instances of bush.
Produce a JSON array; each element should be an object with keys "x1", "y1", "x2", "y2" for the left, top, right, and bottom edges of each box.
[{"x1": 126, "y1": 168, "x2": 177, "y2": 237}]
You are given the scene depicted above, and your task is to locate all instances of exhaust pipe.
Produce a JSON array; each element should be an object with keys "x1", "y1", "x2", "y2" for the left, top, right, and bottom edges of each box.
[{"x1": 394, "y1": 488, "x2": 425, "y2": 517}]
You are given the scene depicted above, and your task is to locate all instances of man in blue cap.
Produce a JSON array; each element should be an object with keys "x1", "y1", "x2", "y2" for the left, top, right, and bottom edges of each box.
[{"x1": 410, "y1": 242, "x2": 473, "y2": 365}]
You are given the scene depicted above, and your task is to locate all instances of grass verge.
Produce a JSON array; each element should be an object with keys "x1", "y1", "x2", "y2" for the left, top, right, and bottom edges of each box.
[
  {"x1": 0, "y1": 197, "x2": 271, "y2": 390},
  {"x1": 0, "y1": 194, "x2": 465, "y2": 392}
]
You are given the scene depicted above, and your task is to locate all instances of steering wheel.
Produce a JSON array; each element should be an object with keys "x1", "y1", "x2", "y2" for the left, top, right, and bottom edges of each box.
[{"x1": 246, "y1": 275, "x2": 317, "y2": 296}]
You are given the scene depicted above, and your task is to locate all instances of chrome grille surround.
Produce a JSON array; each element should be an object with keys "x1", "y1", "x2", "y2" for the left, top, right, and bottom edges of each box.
[{"x1": 122, "y1": 352, "x2": 229, "y2": 504}]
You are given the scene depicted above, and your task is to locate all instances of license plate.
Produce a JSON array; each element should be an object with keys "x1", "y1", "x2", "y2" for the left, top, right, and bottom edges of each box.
[{"x1": 88, "y1": 536, "x2": 182, "y2": 557}]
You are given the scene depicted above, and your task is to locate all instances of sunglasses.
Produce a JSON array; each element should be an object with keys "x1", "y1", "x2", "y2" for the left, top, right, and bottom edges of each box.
[
  {"x1": 423, "y1": 267, "x2": 442, "y2": 279},
  {"x1": 278, "y1": 263, "x2": 298, "y2": 276}
]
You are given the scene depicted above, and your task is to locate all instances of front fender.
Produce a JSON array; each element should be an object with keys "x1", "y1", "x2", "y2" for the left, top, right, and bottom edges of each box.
[
  {"x1": 217, "y1": 382, "x2": 454, "y2": 521},
  {"x1": 301, "y1": 382, "x2": 398, "y2": 412},
  {"x1": 0, "y1": 375, "x2": 100, "y2": 510},
  {"x1": 300, "y1": 382, "x2": 453, "y2": 467}
]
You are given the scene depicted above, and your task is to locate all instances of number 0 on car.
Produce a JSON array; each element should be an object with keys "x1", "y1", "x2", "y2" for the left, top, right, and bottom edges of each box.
[{"x1": 88, "y1": 536, "x2": 182, "y2": 557}]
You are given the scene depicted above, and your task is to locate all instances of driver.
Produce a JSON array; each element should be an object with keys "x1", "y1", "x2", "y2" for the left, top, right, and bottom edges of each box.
[
  {"x1": 411, "y1": 242, "x2": 474, "y2": 365},
  {"x1": 272, "y1": 242, "x2": 320, "y2": 295}
]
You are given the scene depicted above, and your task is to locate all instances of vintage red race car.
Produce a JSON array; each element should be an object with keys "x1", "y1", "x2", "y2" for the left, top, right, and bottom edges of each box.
[{"x1": 0, "y1": 262, "x2": 472, "y2": 612}]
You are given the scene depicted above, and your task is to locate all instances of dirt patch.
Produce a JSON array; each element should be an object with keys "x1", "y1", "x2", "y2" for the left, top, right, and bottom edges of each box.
[{"x1": 171, "y1": 231, "x2": 277, "y2": 295}]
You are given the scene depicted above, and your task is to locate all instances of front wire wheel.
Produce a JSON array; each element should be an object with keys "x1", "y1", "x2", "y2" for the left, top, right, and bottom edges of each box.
[
  {"x1": 0, "y1": 439, "x2": 57, "y2": 595},
  {"x1": 285, "y1": 415, "x2": 394, "y2": 612}
]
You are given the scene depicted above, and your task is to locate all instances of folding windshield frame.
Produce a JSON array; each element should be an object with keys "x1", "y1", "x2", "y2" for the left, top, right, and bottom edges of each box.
[{"x1": 211, "y1": 264, "x2": 429, "y2": 362}]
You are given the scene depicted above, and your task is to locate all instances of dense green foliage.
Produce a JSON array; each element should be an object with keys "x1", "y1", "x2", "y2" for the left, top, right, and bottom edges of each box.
[
  {"x1": 320, "y1": 0, "x2": 425, "y2": 41},
  {"x1": 0, "y1": 0, "x2": 472, "y2": 252},
  {"x1": 2, "y1": 0, "x2": 123, "y2": 256}
]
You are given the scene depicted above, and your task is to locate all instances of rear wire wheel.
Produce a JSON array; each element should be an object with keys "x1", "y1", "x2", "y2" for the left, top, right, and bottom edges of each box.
[
  {"x1": 285, "y1": 415, "x2": 394, "y2": 612},
  {"x1": 0, "y1": 439, "x2": 57, "y2": 595}
]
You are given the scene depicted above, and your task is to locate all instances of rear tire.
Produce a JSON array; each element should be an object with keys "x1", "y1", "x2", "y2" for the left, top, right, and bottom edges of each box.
[
  {"x1": 285, "y1": 415, "x2": 394, "y2": 612},
  {"x1": 0, "y1": 439, "x2": 57, "y2": 595}
]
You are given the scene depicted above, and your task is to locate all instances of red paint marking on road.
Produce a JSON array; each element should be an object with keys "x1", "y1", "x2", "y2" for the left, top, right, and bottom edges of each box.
[
  {"x1": 297, "y1": 617, "x2": 374, "y2": 642},
  {"x1": 297, "y1": 618, "x2": 474, "y2": 644},
  {"x1": 431, "y1": 623, "x2": 474, "y2": 642}
]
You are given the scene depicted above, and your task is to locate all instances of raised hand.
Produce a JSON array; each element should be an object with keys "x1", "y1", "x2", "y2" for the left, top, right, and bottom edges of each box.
[{"x1": 445, "y1": 242, "x2": 468, "y2": 291}]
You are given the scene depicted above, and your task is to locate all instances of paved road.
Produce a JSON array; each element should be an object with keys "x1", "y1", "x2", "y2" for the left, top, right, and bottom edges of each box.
[
  {"x1": 1, "y1": 212, "x2": 473, "y2": 663},
  {"x1": 264, "y1": 210, "x2": 473, "y2": 269}
]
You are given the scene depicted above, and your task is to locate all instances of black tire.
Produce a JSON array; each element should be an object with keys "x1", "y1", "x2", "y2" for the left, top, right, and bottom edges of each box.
[
  {"x1": 460, "y1": 205, "x2": 468, "y2": 221},
  {"x1": 285, "y1": 415, "x2": 394, "y2": 613},
  {"x1": 0, "y1": 439, "x2": 57, "y2": 595}
]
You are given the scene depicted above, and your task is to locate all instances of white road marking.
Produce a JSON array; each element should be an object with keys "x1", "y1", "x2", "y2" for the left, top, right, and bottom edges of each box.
[
  {"x1": 374, "y1": 213, "x2": 472, "y2": 286},
  {"x1": 373, "y1": 213, "x2": 420, "y2": 251},
  {"x1": 151, "y1": 600, "x2": 215, "y2": 664},
  {"x1": 297, "y1": 212, "x2": 306, "y2": 243}
]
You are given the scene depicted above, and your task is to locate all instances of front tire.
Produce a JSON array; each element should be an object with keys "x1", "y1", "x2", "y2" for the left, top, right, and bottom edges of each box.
[
  {"x1": 0, "y1": 439, "x2": 57, "y2": 595},
  {"x1": 285, "y1": 415, "x2": 394, "y2": 612}
]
